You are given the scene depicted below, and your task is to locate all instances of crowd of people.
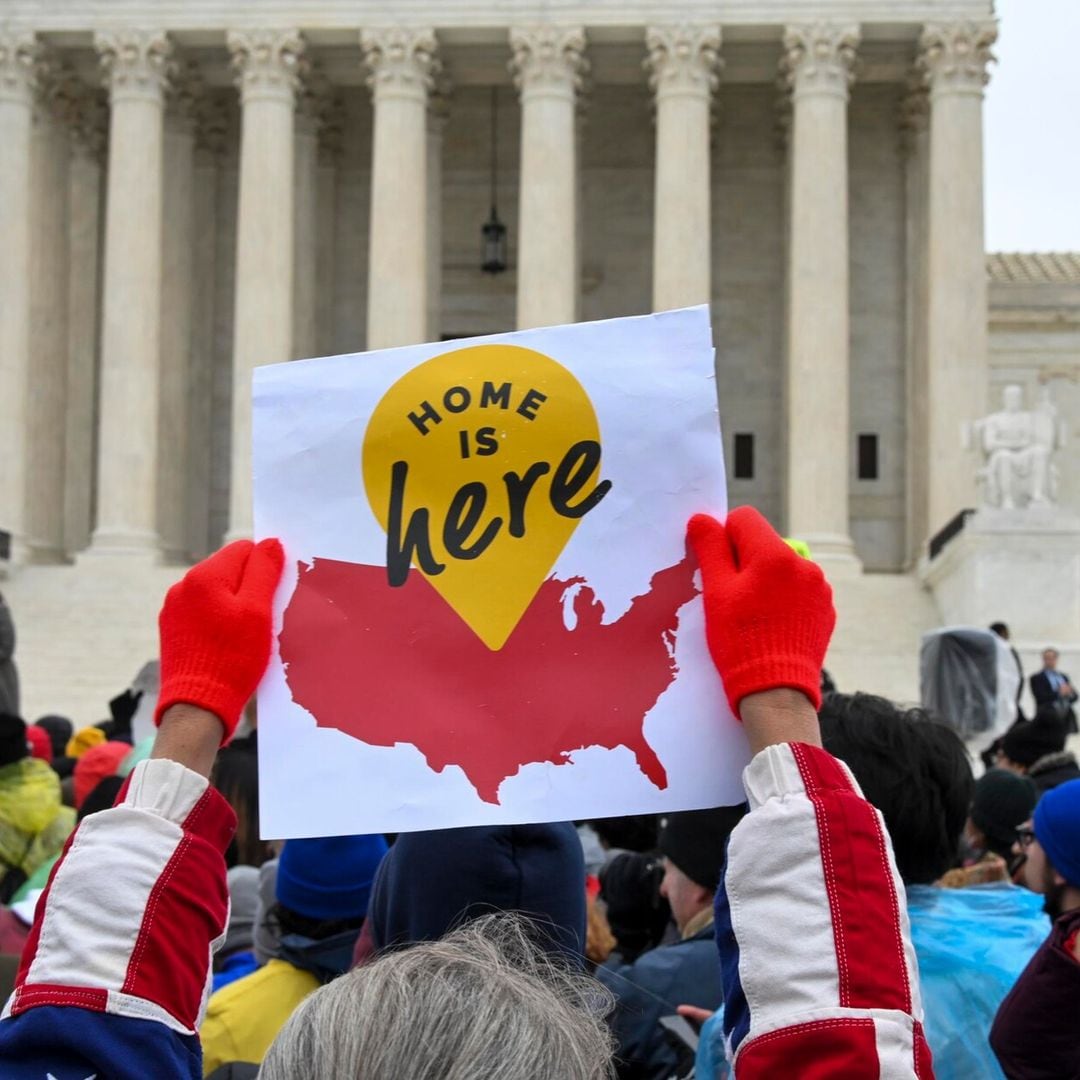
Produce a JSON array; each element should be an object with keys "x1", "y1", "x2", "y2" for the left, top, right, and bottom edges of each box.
[{"x1": 0, "y1": 510, "x2": 1076, "y2": 1078}]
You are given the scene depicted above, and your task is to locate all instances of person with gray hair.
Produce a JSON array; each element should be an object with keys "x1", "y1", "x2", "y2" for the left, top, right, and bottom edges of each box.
[{"x1": 262, "y1": 914, "x2": 615, "y2": 1080}]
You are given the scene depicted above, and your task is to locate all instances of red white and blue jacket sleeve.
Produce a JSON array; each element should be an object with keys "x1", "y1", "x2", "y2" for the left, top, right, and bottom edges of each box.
[
  {"x1": 715, "y1": 741, "x2": 935, "y2": 1079},
  {"x1": 0, "y1": 758, "x2": 235, "y2": 1080}
]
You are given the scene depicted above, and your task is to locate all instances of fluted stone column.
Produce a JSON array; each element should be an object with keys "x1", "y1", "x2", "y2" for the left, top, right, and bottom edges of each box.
[
  {"x1": 901, "y1": 82, "x2": 931, "y2": 566},
  {"x1": 293, "y1": 73, "x2": 325, "y2": 361},
  {"x1": 26, "y1": 66, "x2": 73, "y2": 563},
  {"x1": 780, "y1": 23, "x2": 860, "y2": 567},
  {"x1": 89, "y1": 30, "x2": 173, "y2": 555},
  {"x1": 645, "y1": 25, "x2": 721, "y2": 311},
  {"x1": 362, "y1": 28, "x2": 438, "y2": 350},
  {"x1": 0, "y1": 33, "x2": 41, "y2": 564},
  {"x1": 226, "y1": 29, "x2": 305, "y2": 540},
  {"x1": 510, "y1": 26, "x2": 587, "y2": 330},
  {"x1": 426, "y1": 84, "x2": 449, "y2": 340},
  {"x1": 918, "y1": 22, "x2": 996, "y2": 541},
  {"x1": 157, "y1": 68, "x2": 200, "y2": 562},
  {"x1": 64, "y1": 89, "x2": 107, "y2": 556},
  {"x1": 187, "y1": 95, "x2": 229, "y2": 559},
  {"x1": 315, "y1": 96, "x2": 343, "y2": 358}
]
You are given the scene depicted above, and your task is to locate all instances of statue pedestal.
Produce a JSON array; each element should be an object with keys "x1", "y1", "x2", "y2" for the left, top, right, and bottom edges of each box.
[{"x1": 920, "y1": 507, "x2": 1080, "y2": 643}]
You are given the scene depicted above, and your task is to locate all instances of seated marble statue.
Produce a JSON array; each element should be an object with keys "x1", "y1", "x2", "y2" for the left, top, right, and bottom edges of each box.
[{"x1": 973, "y1": 384, "x2": 1063, "y2": 509}]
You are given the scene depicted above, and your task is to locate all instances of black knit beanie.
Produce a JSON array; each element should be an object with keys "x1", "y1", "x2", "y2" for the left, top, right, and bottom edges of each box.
[
  {"x1": 971, "y1": 768, "x2": 1037, "y2": 857},
  {"x1": 658, "y1": 804, "x2": 748, "y2": 892},
  {"x1": 1002, "y1": 720, "x2": 1066, "y2": 768}
]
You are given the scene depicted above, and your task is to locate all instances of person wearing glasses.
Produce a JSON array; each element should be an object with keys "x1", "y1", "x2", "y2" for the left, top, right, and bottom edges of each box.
[{"x1": 990, "y1": 779, "x2": 1080, "y2": 1079}]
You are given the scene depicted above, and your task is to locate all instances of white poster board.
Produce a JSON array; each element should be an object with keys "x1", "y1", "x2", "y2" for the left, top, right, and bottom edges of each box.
[{"x1": 253, "y1": 305, "x2": 749, "y2": 838}]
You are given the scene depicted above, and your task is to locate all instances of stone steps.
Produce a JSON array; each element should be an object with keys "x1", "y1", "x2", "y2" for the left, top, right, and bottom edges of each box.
[{"x1": 826, "y1": 570, "x2": 942, "y2": 704}]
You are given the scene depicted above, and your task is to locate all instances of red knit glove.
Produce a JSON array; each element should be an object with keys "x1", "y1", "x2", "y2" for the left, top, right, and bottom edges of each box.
[
  {"x1": 687, "y1": 508, "x2": 835, "y2": 717},
  {"x1": 155, "y1": 538, "x2": 284, "y2": 742}
]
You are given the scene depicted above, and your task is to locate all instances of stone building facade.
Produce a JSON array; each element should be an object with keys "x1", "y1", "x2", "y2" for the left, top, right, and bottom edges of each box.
[{"x1": 2, "y1": 0, "x2": 1077, "y2": 721}]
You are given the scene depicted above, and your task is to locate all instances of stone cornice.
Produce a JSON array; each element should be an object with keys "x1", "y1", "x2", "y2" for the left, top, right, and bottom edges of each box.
[
  {"x1": 917, "y1": 20, "x2": 996, "y2": 97},
  {"x1": 988, "y1": 252, "x2": 1080, "y2": 286},
  {"x1": 227, "y1": 28, "x2": 306, "y2": 105},
  {"x1": 644, "y1": 24, "x2": 722, "y2": 102},
  {"x1": 780, "y1": 22, "x2": 859, "y2": 101},
  {"x1": 510, "y1": 25, "x2": 587, "y2": 103},
  {"x1": 95, "y1": 29, "x2": 174, "y2": 104},
  {"x1": 361, "y1": 27, "x2": 438, "y2": 104},
  {"x1": 0, "y1": 1, "x2": 995, "y2": 35}
]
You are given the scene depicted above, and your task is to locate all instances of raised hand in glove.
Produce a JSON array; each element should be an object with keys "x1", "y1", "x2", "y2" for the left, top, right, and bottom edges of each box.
[
  {"x1": 687, "y1": 507, "x2": 835, "y2": 718},
  {"x1": 155, "y1": 538, "x2": 284, "y2": 743}
]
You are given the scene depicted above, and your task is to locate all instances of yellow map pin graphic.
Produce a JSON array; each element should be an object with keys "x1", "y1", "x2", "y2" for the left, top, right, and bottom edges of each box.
[{"x1": 362, "y1": 343, "x2": 610, "y2": 651}]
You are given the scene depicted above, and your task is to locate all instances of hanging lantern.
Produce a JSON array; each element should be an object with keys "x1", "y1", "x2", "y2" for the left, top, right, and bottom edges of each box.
[{"x1": 481, "y1": 85, "x2": 508, "y2": 274}]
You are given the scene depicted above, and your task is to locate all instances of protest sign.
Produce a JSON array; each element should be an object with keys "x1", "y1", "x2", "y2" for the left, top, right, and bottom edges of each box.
[{"x1": 253, "y1": 305, "x2": 748, "y2": 837}]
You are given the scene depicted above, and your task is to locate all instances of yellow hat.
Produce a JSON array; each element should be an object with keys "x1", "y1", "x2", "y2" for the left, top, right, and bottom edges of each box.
[{"x1": 65, "y1": 726, "x2": 106, "y2": 759}]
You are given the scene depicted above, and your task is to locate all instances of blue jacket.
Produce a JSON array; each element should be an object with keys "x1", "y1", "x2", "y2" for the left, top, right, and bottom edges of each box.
[
  {"x1": 907, "y1": 883, "x2": 1048, "y2": 1080},
  {"x1": 598, "y1": 921, "x2": 721, "y2": 1079}
]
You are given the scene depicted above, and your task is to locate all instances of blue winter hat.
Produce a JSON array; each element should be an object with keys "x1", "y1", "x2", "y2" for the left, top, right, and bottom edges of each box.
[
  {"x1": 1033, "y1": 778, "x2": 1080, "y2": 888},
  {"x1": 276, "y1": 834, "x2": 388, "y2": 922}
]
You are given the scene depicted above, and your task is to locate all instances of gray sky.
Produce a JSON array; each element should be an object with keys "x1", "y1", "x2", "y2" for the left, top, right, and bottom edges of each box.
[{"x1": 984, "y1": 0, "x2": 1080, "y2": 252}]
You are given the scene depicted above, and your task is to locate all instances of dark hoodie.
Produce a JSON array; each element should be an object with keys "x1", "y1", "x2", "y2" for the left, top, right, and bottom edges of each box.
[{"x1": 366, "y1": 822, "x2": 586, "y2": 962}]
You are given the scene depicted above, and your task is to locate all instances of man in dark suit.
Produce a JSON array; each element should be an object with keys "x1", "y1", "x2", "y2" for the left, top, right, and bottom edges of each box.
[{"x1": 1031, "y1": 647, "x2": 1079, "y2": 734}]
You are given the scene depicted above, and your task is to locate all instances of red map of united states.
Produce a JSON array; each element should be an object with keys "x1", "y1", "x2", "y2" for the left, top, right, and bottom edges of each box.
[{"x1": 278, "y1": 552, "x2": 699, "y2": 804}]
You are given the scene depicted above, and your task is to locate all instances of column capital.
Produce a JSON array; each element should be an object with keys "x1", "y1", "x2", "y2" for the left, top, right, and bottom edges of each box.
[
  {"x1": 296, "y1": 66, "x2": 331, "y2": 135},
  {"x1": 644, "y1": 24, "x2": 722, "y2": 102},
  {"x1": 917, "y1": 21, "x2": 997, "y2": 98},
  {"x1": 361, "y1": 27, "x2": 439, "y2": 105},
  {"x1": 898, "y1": 75, "x2": 930, "y2": 155},
  {"x1": 193, "y1": 92, "x2": 230, "y2": 161},
  {"x1": 510, "y1": 25, "x2": 587, "y2": 103},
  {"x1": 227, "y1": 28, "x2": 306, "y2": 106},
  {"x1": 69, "y1": 83, "x2": 109, "y2": 161},
  {"x1": 165, "y1": 61, "x2": 205, "y2": 134},
  {"x1": 0, "y1": 31, "x2": 42, "y2": 106},
  {"x1": 34, "y1": 60, "x2": 83, "y2": 127},
  {"x1": 316, "y1": 91, "x2": 346, "y2": 164},
  {"x1": 95, "y1": 29, "x2": 174, "y2": 105},
  {"x1": 429, "y1": 72, "x2": 453, "y2": 128},
  {"x1": 780, "y1": 22, "x2": 859, "y2": 101}
]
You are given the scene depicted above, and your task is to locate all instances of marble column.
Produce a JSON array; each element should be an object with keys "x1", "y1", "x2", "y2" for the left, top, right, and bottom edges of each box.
[
  {"x1": 293, "y1": 72, "x2": 325, "y2": 361},
  {"x1": 26, "y1": 66, "x2": 73, "y2": 563},
  {"x1": 645, "y1": 25, "x2": 721, "y2": 311},
  {"x1": 187, "y1": 96, "x2": 229, "y2": 560},
  {"x1": 918, "y1": 21, "x2": 996, "y2": 541},
  {"x1": 510, "y1": 26, "x2": 586, "y2": 330},
  {"x1": 226, "y1": 29, "x2": 305, "y2": 540},
  {"x1": 89, "y1": 30, "x2": 173, "y2": 555},
  {"x1": 780, "y1": 23, "x2": 860, "y2": 566},
  {"x1": 426, "y1": 84, "x2": 449, "y2": 341},
  {"x1": 64, "y1": 89, "x2": 107, "y2": 556},
  {"x1": 901, "y1": 82, "x2": 931, "y2": 566},
  {"x1": 0, "y1": 33, "x2": 40, "y2": 564},
  {"x1": 362, "y1": 28, "x2": 438, "y2": 350},
  {"x1": 157, "y1": 68, "x2": 199, "y2": 562},
  {"x1": 315, "y1": 96, "x2": 343, "y2": 358}
]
